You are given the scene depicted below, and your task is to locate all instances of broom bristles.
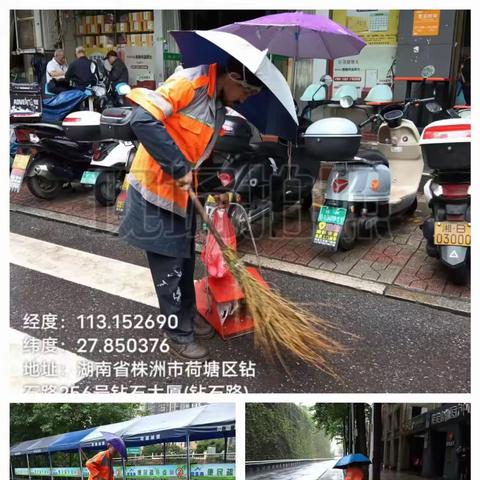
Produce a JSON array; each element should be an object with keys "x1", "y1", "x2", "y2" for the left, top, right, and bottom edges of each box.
[{"x1": 223, "y1": 248, "x2": 347, "y2": 377}]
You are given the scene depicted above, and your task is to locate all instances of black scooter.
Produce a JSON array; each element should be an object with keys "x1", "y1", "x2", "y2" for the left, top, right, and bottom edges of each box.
[
  {"x1": 10, "y1": 121, "x2": 99, "y2": 199},
  {"x1": 419, "y1": 104, "x2": 471, "y2": 285}
]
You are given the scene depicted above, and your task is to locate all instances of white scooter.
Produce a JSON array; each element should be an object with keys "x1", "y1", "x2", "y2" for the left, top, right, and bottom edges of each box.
[
  {"x1": 306, "y1": 97, "x2": 433, "y2": 250},
  {"x1": 62, "y1": 84, "x2": 135, "y2": 206}
]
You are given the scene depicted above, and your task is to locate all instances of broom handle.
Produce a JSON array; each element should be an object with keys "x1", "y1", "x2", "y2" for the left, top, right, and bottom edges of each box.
[{"x1": 188, "y1": 188, "x2": 229, "y2": 251}]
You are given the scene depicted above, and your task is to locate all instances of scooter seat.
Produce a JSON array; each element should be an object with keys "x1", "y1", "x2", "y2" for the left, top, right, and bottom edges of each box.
[
  {"x1": 249, "y1": 141, "x2": 288, "y2": 158},
  {"x1": 355, "y1": 149, "x2": 389, "y2": 167}
]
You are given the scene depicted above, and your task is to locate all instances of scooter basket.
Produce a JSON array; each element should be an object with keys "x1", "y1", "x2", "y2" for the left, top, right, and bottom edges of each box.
[{"x1": 100, "y1": 107, "x2": 136, "y2": 141}]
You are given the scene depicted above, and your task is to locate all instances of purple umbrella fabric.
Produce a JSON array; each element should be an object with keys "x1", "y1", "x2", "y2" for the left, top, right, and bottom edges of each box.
[
  {"x1": 101, "y1": 432, "x2": 127, "y2": 459},
  {"x1": 217, "y1": 11, "x2": 366, "y2": 59}
]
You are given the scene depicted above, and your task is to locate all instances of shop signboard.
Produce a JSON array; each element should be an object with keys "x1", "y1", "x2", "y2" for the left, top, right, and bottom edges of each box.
[
  {"x1": 430, "y1": 404, "x2": 469, "y2": 426},
  {"x1": 124, "y1": 47, "x2": 155, "y2": 85},
  {"x1": 412, "y1": 10, "x2": 441, "y2": 37},
  {"x1": 14, "y1": 463, "x2": 236, "y2": 479},
  {"x1": 332, "y1": 10, "x2": 399, "y2": 96}
]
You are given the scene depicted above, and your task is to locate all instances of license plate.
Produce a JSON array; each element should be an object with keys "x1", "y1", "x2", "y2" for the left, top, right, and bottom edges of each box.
[
  {"x1": 9, "y1": 154, "x2": 31, "y2": 192},
  {"x1": 313, "y1": 206, "x2": 347, "y2": 247},
  {"x1": 434, "y1": 222, "x2": 471, "y2": 246},
  {"x1": 80, "y1": 170, "x2": 101, "y2": 185},
  {"x1": 115, "y1": 176, "x2": 130, "y2": 214}
]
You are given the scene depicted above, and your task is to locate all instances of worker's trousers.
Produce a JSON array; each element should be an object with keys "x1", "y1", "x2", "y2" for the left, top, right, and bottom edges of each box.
[{"x1": 146, "y1": 247, "x2": 196, "y2": 344}]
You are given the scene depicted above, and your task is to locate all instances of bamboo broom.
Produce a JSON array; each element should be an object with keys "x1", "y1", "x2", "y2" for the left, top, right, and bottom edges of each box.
[{"x1": 189, "y1": 189, "x2": 347, "y2": 376}]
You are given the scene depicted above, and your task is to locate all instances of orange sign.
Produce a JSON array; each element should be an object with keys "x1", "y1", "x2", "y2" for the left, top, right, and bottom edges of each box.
[{"x1": 413, "y1": 10, "x2": 440, "y2": 37}]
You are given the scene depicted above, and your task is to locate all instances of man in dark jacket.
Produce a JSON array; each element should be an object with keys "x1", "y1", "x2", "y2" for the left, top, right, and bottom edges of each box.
[
  {"x1": 105, "y1": 50, "x2": 129, "y2": 89},
  {"x1": 65, "y1": 46, "x2": 98, "y2": 91},
  {"x1": 119, "y1": 58, "x2": 263, "y2": 360}
]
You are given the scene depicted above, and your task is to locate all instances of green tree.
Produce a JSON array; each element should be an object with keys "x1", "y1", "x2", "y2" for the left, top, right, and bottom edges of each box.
[
  {"x1": 311, "y1": 404, "x2": 371, "y2": 456},
  {"x1": 195, "y1": 439, "x2": 225, "y2": 454},
  {"x1": 10, "y1": 403, "x2": 144, "y2": 444},
  {"x1": 143, "y1": 443, "x2": 185, "y2": 457},
  {"x1": 246, "y1": 403, "x2": 332, "y2": 461}
]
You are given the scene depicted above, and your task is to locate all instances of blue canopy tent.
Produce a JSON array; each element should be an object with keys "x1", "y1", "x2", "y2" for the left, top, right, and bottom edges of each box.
[
  {"x1": 11, "y1": 438, "x2": 48, "y2": 480},
  {"x1": 48, "y1": 427, "x2": 96, "y2": 480},
  {"x1": 123, "y1": 403, "x2": 235, "y2": 480},
  {"x1": 10, "y1": 404, "x2": 236, "y2": 480},
  {"x1": 48, "y1": 428, "x2": 96, "y2": 453},
  {"x1": 123, "y1": 403, "x2": 236, "y2": 445},
  {"x1": 24, "y1": 435, "x2": 64, "y2": 480}
]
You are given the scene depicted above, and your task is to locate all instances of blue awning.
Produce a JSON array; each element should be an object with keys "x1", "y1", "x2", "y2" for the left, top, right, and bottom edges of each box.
[
  {"x1": 123, "y1": 403, "x2": 235, "y2": 447},
  {"x1": 10, "y1": 439, "x2": 42, "y2": 457},
  {"x1": 80, "y1": 418, "x2": 140, "y2": 450},
  {"x1": 49, "y1": 428, "x2": 96, "y2": 453},
  {"x1": 11, "y1": 403, "x2": 236, "y2": 455},
  {"x1": 26, "y1": 434, "x2": 64, "y2": 455}
]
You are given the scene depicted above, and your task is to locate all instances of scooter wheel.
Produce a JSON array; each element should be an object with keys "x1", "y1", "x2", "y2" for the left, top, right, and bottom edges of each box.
[
  {"x1": 94, "y1": 171, "x2": 123, "y2": 206},
  {"x1": 450, "y1": 264, "x2": 469, "y2": 286},
  {"x1": 338, "y1": 214, "x2": 357, "y2": 251},
  {"x1": 301, "y1": 192, "x2": 313, "y2": 211},
  {"x1": 26, "y1": 165, "x2": 62, "y2": 200},
  {"x1": 405, "y1": 197, "x2": 418, "y2": 216}
]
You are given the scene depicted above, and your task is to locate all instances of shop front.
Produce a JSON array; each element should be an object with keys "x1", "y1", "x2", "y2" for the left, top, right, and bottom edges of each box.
[{"x1": 405, "y1": 404, "x2": 470, "y2": 479}]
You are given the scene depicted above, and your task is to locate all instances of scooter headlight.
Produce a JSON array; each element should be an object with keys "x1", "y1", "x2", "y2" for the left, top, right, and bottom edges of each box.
[
  {"x1": 29, "y1": 133, "x2": 40, "y2": 143},
  {"x1": 431, "y1": 182, "x2": 443, "y2": 197},
  {"x1": 467, "y1": 185, "x2": 471, "y2": 196}
]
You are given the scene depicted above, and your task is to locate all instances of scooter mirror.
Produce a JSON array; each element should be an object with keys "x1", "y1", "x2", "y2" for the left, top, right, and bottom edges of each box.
[
  {"x1": 425, "y1": 102, "x2": 442, "y2": 113},
  {"x1": 340, "y1": 95, "x2": 354, "y2": 109},
  {"x1": 320, "y1": 74, "x2": 333, "y2": 87}
]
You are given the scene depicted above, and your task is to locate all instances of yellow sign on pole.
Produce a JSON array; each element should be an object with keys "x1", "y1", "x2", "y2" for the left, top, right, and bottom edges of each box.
[{"x1": 412, "y1": 10, "x2": 441, "y2": 37}]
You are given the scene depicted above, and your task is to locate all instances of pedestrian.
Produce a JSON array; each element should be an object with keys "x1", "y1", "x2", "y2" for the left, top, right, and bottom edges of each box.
[
  {"x1": 45, "y1": 49, "x2": 69, "y2": 94},
  {"x1": 65, "y1": 46, "x2": 98, "y2": 91},
  {"x1": 86, "y1": 442, "x2": 120, "y2": 480},
  {"x1": 104, "y1": 50, "x2": 129, "y2": 93},
  {"x1": 119, "y1": 58, "x2": 263, "y2": 360}
]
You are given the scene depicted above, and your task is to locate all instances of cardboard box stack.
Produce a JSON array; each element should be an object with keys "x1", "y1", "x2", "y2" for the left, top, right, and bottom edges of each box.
[{"x1": 78, "y1": 11, "x2": 153, "y2": 47}]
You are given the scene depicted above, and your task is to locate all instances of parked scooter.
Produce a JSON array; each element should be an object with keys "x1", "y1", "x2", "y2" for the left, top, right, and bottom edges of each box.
[
  {"x1": 197, "y1": 77, "x2": 336, "y2": 234},
  {"x1": 306, "y1": 97, "x2": 434, "y2": 250},
  {"x1": 61, "y1": 85, "x2": 134, "y2": 206},
  {"x1": 62, "y1": 106, "x2": 136, "y2": 206},
  {"x1": 420, "y1": 105, "x2": 471, "y2": 285},
  {"x1": 10, "y1": 119, "x2": 99, "y2": 198}
]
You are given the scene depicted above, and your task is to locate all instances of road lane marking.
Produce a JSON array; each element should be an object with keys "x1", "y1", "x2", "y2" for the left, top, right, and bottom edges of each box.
[{"x1": 10, "y1": 232, "x2": 159, "y2": 308}]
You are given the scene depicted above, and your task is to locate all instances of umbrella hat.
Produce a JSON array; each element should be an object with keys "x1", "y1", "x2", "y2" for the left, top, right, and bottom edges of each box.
[
  {"x1": 334, "y1": 453, "x2": 371, "y2": 469},
  {"x1": 101, "y1": 432, "x2": 127, "y2": 459},
  {"x1": 217, "y1": 11, "x2": 366, "y2": 59},
  {"x1": 170, "y1": 30, "x2": 298, "y2": 140}
]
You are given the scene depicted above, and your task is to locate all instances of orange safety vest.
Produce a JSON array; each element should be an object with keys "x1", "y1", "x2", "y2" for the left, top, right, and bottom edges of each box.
[
  {"x1": 86, "y1": 450, "x2": 114, "y2": 480},
  {"x1": 345, "y1": 466, "x2": 365, "y2": 480},
  {"x1": 126, "y1": 63, "x2": 225, "y2": 217}
]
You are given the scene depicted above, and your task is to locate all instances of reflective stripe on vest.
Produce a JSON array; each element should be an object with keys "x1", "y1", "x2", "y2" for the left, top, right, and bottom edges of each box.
[{"x1": 126, "y1": 64, "x2": 225, "y2": 217}]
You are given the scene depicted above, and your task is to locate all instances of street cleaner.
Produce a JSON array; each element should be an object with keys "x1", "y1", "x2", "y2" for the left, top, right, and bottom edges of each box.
[
  {"x1": 86, "y1": 437, "x2": 127, "y2": 480},
  {"x1": 333, "y1": 453, "x2": 371, "y2": 480},
  {"x1": 119, "y1": 58, "x2": 263, "y2": 361}
]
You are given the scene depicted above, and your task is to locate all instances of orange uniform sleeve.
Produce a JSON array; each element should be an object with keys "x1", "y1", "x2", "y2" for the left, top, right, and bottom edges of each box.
[{"x1": 85, "y1": 452, "x2": 102, "y2": 478}]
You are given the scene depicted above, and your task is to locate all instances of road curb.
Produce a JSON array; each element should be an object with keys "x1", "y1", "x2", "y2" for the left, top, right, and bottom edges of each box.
[{"x1": 11, "y1": 203, "x2": 470, "y2": 315}]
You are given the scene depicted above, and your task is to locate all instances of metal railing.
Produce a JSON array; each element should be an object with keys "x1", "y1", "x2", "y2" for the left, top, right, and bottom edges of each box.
[{"x1": 245, "y1": 457, "x2": 336, "y2": 474}]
